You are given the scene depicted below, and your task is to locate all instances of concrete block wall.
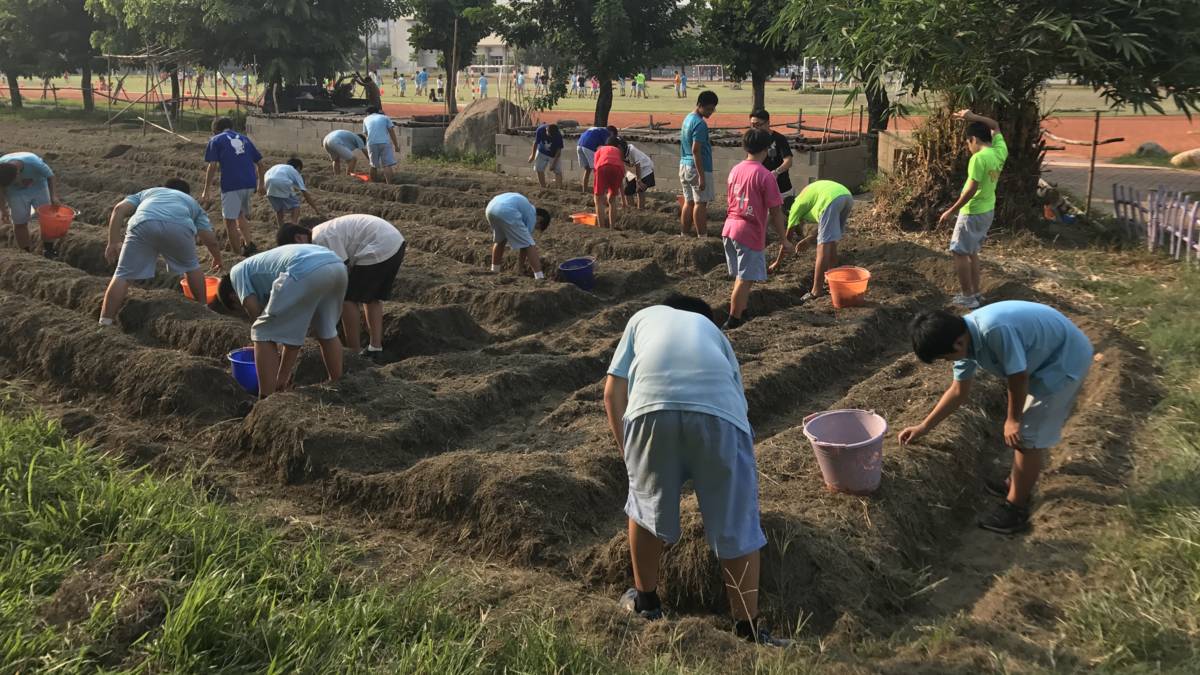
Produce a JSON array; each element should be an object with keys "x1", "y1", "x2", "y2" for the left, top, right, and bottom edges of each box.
[
  {"x1": 496, "y1": 133, "x2": 871, "y2": 197},
  {"x1": 876, "y1": 130, "x2": 915, "y2": 175},
  {"x1": 246, "y1": 113, "x2": 445, "y2": 162}
]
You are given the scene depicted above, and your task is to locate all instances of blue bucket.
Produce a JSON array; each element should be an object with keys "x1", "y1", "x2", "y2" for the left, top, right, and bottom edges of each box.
[
  {"x1": 227, "y1": 347, "x2": 258, "y2": 396},
  {"x1": 558, "y1": 256, "x2": 596, "y2": 292}
]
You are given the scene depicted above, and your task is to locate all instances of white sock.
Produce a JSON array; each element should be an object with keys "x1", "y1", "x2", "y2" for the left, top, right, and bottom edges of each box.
[
  {"x1": 533, "y1": 271, "x2": 545, "y2": 280},
  {"x1": 367, "y1": 345, "x2": 383, "y2": 352},
  {"x1": 491, "y1": 264, "x2": 501, "y2": 272},
  {"x1": 98, "y1": 317, "x2": 114, "y2": 326}
]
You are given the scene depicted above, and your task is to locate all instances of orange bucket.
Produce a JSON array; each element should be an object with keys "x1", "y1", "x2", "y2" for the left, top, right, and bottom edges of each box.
[
  {"x1": 181, "y1": 275, "x2": 220, "y2": 304},
  {"x1": 37, "y1": 204, "x2": 75, "y2": 240},
  {"x1": 570, "y1": 212, "x2": 598, "y2": 226},
  {"x1": 825, "y1": 266, "x2": 871, "y2": 308}
]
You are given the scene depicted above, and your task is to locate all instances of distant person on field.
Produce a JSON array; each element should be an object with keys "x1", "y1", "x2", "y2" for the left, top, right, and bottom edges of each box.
[
  {"x1": 618, "y1": 76, "x2": 627, "y2": 97},
  {"x1": 201, "y1": 117, "x2": 263, "y2": 256},
  {"x1": 593, "y1": 136, "x2": 626, "y2": 229},
  {"x1": 264, "y1": 158, "x2": 323, "y2": 226},
  {"x1": 722, "y1": 129, "x2": 788, "y2": 330},
  {"x1": 673, "y1": 70, "x2": 681, "y2": 97},
  {"x1": 679, "y1": 90, "x2": 718, "y2": 237},
  {"x1": 901, "y1": 301, "x2": 1093, "y2": 534},
  {"x1": 680, "y1": 71, "x2": 688, "y2": 98},
  {"x1": 323, "y1": 129, "x2": 370, "y2": 176},
  {"x1": 938, "y1": 109, "x2": 1008, "y2": 309},
  {"x1": 397, "y1": 72, "x2": 406, "y2": 97},
  {"x1": 605, "y1": 294, "x2": 788, "y2": 647},
  {"x1": 622, "y1": 141, "x2": 655, "y2": 209},
  {"x1": 529, "y1": 122, "x2": 564, "y2": 188},
  {"x1": 363, "y1": 106, "x2": 400, "y2": 184},
  {"x1": 785, "y1": 180, "x2": 853, "y2": 303},
  {"x1": 576, "y1": 125, "x2": 612, "y2": 193},
  {"x1": 99, "y1": 178, "x2": 224, "y2": 326},
  {"x1": 217, "y1": 244, "x2": 348, "y2": 398},
  {"x1": 278, "y1": 214, "x2": 406, "y2": 359},
  {"x1": 0, "y1": 151, "x2": 60, "y2": 255},
  {"x1": 486, "y1": 192, "x2": 551, "y2": 280},
  {"x1": 635, "y1": 72, "x2": 647, "y2": 98},
  {"x1": 749, "y1": 109, "x2": 794, "y2": 213},
  {"x1": 478, "y1": 73, "x2": 488, "y2": 98}
]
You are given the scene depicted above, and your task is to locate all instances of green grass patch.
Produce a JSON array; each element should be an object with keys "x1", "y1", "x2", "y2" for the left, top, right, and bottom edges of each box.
[
  {"x1": 1108, "y1": 152, "x2": 1188, "y2": 169},
  {"x1": 0, "y1": 413, "x2": 627, "y2": 673}
]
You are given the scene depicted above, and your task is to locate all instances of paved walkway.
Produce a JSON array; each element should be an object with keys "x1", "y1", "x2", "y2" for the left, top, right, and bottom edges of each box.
[{"x1": 1042, "y1": 159, "x2": 1198, "y2": 213}]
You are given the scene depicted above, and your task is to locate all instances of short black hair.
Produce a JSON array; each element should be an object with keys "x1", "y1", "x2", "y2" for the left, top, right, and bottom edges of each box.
[
  {"x1": 287, "y1": 157, "x2": 304, "y2": 171},
  {"x1": 299, "y1": 216, "x2": 324, "y2": 229},
  {"x1": 966, "y1": 121, "x2": 992, "y2": 144},
  {"x1": 0, "y1": 163, "x2": 19, "y2": 187},
  {"x1": 217, "y1": 274, "x2": 238, "y2": 311},
  {"x1": 909, "y1": 310, "x2": 969, "y2": 363},
  {"x1": 212, "y1": 117, "x2": 234, "y2": 133},
  {"x1": 547, "y1": 123, "x2": 561, "y2": 139},
  {"x1": 535, "y1": 207, "x2": 551, "y2": 232},
  {"x1": 743, "y1": 128, "x2": 773, "y2": 155},
  {"x1": 356, "y1": 133, "x2": 368, "y2": 144},
  {"x1": 276, "y1": 223, "x2": 312, "y2": 247},
  {"x1": 605, "y1": 125, "x2": 619, "y2": 138},
  {"x1": 661, "y1": 293, "x2": 714, "y2": 322},
  {"x1": 163, "y1": 177, "x2": 191, "y2": 194},
  {"x1": 365, "y1": 106, "x2": 380, "y2": 115},
  {"x1": 697, "y1": 90, "x2": 719, "y2": 107},
  {"x1": 750, "y1": 108, "x2": 770, "y2": 121}
]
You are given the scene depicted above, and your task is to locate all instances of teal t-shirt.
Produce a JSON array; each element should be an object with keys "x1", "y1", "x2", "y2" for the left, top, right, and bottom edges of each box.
[
  {"x1": 124, "y1": 187, "x2": 212, "y2": 234},
  {"x1": 680, "y1": 112, "x2": 712, "y2": 172}
]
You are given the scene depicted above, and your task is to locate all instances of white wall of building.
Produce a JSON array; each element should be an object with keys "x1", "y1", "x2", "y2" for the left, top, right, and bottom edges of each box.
[{"x1": 384, "y1": 19, "x2": 512, "y2": 75}]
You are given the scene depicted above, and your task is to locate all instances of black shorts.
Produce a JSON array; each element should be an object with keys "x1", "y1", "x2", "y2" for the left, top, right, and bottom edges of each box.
[
  {"x1": 624, "y1": 172, "x2": 656, "y2": 196},
  {"x1": 345, "y1": 241, "x2": 406, "y2": 303}
]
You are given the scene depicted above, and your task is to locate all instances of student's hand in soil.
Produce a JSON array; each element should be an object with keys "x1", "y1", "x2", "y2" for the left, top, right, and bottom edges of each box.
[
  {"x1": 898, "y1": 424, "x2": 927, "y2": 445},
  {"x1": 104, "y1": 243, "x2": 121, "y2": 265},
  {"x1": 1004, "y1": 418, "x2": 1022, "y2": 448},
  {"x1": 938, "y1": 209, "x2": 955, "y2": 227},
  {"x1": 768, "y1": 261, "x2": 781, "y2": 275}
]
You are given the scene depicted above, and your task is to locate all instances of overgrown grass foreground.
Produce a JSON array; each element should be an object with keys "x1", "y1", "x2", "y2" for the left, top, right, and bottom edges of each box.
[{"x1": 0, "y1": 415, "x2": 623, "y2": 673}]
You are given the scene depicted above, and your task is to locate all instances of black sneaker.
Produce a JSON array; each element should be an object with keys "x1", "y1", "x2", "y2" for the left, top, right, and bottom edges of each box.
[
  {"x1": 722, "y1": 314, "x2": 746, "y2": 331},
  {"x1": 984, "y1": 476, "x2": 1010, "y2": 499},
  {"x1": 359, "y1": 348, "x2": 386, "y2": 362},
  {"x1": 618, "y1": 588, "x2": 664, "y2": 621},
  {"x1": 978, "y1": 500, "x2": 1030, "y2": 534},
  {"x1": 734, "y1": 619, "x2": 792, "y2": 647}
]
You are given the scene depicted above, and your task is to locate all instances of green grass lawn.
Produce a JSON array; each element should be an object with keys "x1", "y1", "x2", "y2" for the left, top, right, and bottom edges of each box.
[{"x1": 1110, "y1": 152, "x2": 1197, "y2": 170}]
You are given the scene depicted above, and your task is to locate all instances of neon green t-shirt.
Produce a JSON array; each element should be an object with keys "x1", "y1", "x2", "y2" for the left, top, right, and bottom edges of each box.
[
  {"x1": 787, "y1": 180, "x2": 851, "y2": 230},
  {"x1": 635, "y1": 73, "x2": 646, "y2": 85},
  {"x1": 961, "y1": 132, "x2": 1008, "y2": 215}
]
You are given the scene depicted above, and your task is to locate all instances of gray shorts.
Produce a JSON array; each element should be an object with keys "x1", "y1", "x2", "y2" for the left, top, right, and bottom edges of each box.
[
  {"x1": 950, "y1": 210, "x2": 995, "y2": 255},
  {"x1": 8, "y1": 187, "x2": 50, "y2": 226},
  {"x1": 220, "y1": 188, "x2": 253, "y2": 221},
  {"x1": 1020, "y1": 369, "x2": 1089, "y2": 449},
  {"x1": 817, "y1": 194, "x2": 854, "y2": 244},
  {"x1": 576, "y1": 146, "x2": 596, "y2": 170},
  {"x1": 486, "y1": 210, "x2": 535, "y2": 250},
  {"x1": 534, "y1": 152, "x2": 562, "y2": 174},
  {"x1": 251, "y1": 262, "x2": 348, "y2": 346},
  {"x1": 369, "y1": 143, "x2": 396, "y2": 169},
  {"x1": 268, "y1": 195, "x2": 301, "y2": 212},
  {"x1": 114, "y1": 220, "x2": 200, "y2": 280},
  {"x1": 723, "y1": 237, "x2": 767, "y2": 281},
  {"x1": 624, "y1": 410, "x2": 767, "y2": 559},
  {"x1": 679, "y1": 163, "x2": 715, "y2": 204},
  {"x1": 324, "y1": 141, "x2": 355, "y2": 162}
]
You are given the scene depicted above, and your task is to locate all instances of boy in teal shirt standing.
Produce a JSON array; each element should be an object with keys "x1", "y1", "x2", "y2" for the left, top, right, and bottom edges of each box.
[{"x1": 938, "y1": 109, "x2": 1007, "y2": 309}]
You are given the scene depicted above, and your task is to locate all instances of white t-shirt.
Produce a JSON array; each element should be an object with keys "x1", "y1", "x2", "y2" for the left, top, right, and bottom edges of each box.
[
  {"x1": 624, "y1": 143, "x2": 655, "y2": 180},
  {"x1": 311, "y1": 214, "x2": 405, "y2": 267}
]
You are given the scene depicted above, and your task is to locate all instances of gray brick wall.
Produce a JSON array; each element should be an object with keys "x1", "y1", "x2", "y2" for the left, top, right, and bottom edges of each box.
[{"x1": 246, "y1": 113, "x2": 445, "y2": 162}]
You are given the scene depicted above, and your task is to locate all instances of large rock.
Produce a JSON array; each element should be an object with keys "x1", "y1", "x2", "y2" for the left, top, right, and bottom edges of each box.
[
  {"x1": 1170, "y1": 147, "x2": 1200, "y2": 169},
  {"x1": 1135, "y1": 141, "x2": 1169, "y2": 157},
  {"x1": 443, "y1": 98, "x2": 531, "y2": 156}
]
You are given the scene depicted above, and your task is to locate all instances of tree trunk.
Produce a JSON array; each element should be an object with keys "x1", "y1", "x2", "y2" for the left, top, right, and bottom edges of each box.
[
  {"x1": 170, "y1": 69, "x2": 181, "y2": 117},
  {"x1": 993, "y1": 97, "x2": 1042, "y2": 227},
  {"x1": 751, "y1": 70, "x2": 767, "y2": 112},
  {"x1": 81, "y1": 61, "x2": 94, "y2": 112},
  {"x1": 443, "y1": 49, "x2": 458, "y2": 116},
  {"x1": 5, "y1": 72, "x2": 22, "y2": 109},
  {"x1": 866, "y1": 84, "x2": 889, "y2": 132},
  {"x1": 593, "y1": 78, "x2": 613, "y2": 127}
]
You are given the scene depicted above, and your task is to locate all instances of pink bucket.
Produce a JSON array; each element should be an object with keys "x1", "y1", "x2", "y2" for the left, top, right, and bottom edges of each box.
[{"x1": 802, "y1": 409, "x2": 887, "y2": 495}]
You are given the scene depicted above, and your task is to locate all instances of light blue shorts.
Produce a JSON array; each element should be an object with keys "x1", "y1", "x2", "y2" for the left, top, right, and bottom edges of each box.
[
  {"x1": 324, "y1": 140, "x2": 355, "y2": 162},
  {"x1": 268, "y1": 195, "x2": 301, "y2": 212},
  {"x1": 220, "y1": 188, "x2": 253, "y2": 220},
  {"x1": 251, "y1": 262, "x2": 348, "y2": 346},
  {"x1": 486, "y1": 207, "x2": 535, "y2": 250},
  {"x1": 8, "y1": 187, "x2": 50, "y2": 225},
  {"x1": 950, "y1": 210, "x2": 994, "y2": 255},
  {"x1": 369, "y1": 143, "x2": 397, "y2": 169},
  {"x1": 817, "y1": 194, "x2": 854, "y2": 244},
  {"x1": 723, "y1": 237, "x2": 767, "y2": 282},
  {"x1": 624, "y1": 410, "x2": 767, "y2": 560},
  {"x1": 114, "y1": 219, "x2": 200, "y2": 280},
  {"x1": 1020, "y1": 368, "x2": 1089, "y2": 449}
]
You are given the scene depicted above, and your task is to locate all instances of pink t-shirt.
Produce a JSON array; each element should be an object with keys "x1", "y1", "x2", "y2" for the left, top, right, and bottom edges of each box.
[{"x1": 722, "y1": 159, "x2": 783, "y2": 250}]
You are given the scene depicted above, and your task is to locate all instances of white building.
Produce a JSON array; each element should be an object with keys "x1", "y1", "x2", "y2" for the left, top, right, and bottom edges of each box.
[{"x1": 383, "y1": 19, "x2": 512, "y2": 75}]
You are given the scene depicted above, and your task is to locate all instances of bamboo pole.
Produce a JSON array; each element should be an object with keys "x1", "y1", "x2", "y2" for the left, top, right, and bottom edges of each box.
[
  {"x1": 821, "y1": 84, "x2": 836, "y2": 143},
  {"x1": 1085, "y1": 111, "x2": 1101, "y2": 215}
]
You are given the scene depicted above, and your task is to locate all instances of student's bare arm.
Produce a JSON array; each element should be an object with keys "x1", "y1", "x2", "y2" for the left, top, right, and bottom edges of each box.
[
  {"x1": 201, "y1": 163, "x2": 217, "y2": 200},
  {"x1": 955, "y1": 109, "x2": 999, "y2": 132},
  {"x1": 302, "y1": 190, "x2": 323, "y2": 217},
  {"x1": 104, "y1": 201, "x2": 136, "y2": 264},
  {"x1": 241, "y1": 295, "x2": 263, "y2": 320},
  {"x1": 255, "y1": 162, "x2": 266, "y2": 195},
  {"x1": 691, "y1": 141, "x2": 704, "y2": 188},
  {"x1": 767, "y1": 205, "x2": 788, "y2": 272},
  {"x1": 899, "y1": 378, "x2": 973, "y2": 444},
  {"x1": 389, "y1": 127, "x2": 400, "y2": 150},
  {"x1": 47, "y1": 176, "x2": 60, "y2": 205},
  {"x1": 1004, "y1": 371, "x2": 1029, "y2": 448},
  {"x1": 197, "y1": 230, "x2": 224, "y2": 271},
  {"x1": 603, "y1": 375, "x2": 629, "y2": 455},
  {"x1": 940, "y1": 180, "x2": 979, "y2": 225}
]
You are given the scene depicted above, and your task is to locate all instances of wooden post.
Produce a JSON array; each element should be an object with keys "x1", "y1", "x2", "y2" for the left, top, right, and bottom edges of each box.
[
  {"x1": 858, "y1": 105, "x2": 864, "y2": 137},
  {"x1": 1085, "y1": 111, "x2": 1101, "y2": 215},
  {"x1": 821, "y1": 85, "x2": 836, "y2": 143},
  {"x1": 143, "y1": 51, "x2": 150, "y2": 136},
  {"x1": 447, "y1": 17, "x2": 458, "y2": 119}
]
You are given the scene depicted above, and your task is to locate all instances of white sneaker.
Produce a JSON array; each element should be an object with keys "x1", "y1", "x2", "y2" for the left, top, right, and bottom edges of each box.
[{"x1": 952, "y1": 294, "x2": 980, "y2": 309}]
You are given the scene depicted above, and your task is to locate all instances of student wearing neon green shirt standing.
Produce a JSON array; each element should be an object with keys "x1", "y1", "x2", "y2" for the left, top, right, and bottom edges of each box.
[{"x1": 938, "y1": 109, "x2": 1008, "y2": 309}]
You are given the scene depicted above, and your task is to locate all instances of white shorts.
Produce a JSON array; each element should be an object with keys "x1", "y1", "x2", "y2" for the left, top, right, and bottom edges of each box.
[
  {"x1": 1020, "y1": 371, "x2": 1089, "y2": 449},
  {"x1": 324, "y1": 141, "x2": 355, "y2": 162},
  {"x1": 679, "y1": 164, "x2": 715, "y2": 204},
  {"x1": 576, "y1": 146, "x2": 596, "y2": 170},
  {"x1": 534, "y1": 152, "x2": 562, "y2": 174}
]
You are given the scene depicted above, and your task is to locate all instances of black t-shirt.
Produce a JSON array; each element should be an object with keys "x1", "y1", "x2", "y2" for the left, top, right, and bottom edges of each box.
[{"x1": 762, "y1": 131, "x2": 793, "y2": 193}]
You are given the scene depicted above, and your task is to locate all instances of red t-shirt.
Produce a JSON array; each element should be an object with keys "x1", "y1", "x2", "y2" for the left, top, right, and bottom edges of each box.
[
  {"x1": 594, "y1": 145, "x2": 624, "y2": 170},
  {"x1": 722, "y1": 159, "x2": 783, "y2": 250}
]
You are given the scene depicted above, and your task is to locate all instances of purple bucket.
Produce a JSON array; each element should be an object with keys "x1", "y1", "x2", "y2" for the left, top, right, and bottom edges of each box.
[{"x1": 802, "y1": 409, "x2": 888, "y2": 495}]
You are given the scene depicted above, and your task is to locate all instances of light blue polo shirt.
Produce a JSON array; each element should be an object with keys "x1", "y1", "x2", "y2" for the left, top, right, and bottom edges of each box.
[
  {"x1": 485, "y1": 192, "x2": 536, "y2": 233},
  {"x1": 680, "y1": 112, "x2": 712, "y2": 172},
  {"x1": 123, "y1": 187, "x2": 212, "y2": 234},
  {"x1": 363, "y1": 113, "x2": 394, "y2": 145},
  {"x1": 953, "y1": 300, "x2": 1093, "y2": 397},
  {"x1": 324, "y1": 129, "x2": 365, "y2": 153},
  {"x1": 0, "y1": 152, "x2": 53, "y2": 196},
  {"x1": 264, "y1": 164, "x2": 306, "y2": 198},
  {"x1": 608, "y1": 305, "x2": 750, "y2": 435},
  {"x1": 230, "y1": 244, "x2": 343, "y2": 304}
]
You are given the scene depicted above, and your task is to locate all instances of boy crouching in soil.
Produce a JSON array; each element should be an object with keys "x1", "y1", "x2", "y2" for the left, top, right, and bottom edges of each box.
[{"x1": 900, "y1": 300, "x2": 1093, "y2": 534}]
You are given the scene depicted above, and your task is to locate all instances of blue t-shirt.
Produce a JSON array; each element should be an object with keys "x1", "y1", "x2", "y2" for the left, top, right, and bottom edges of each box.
[
  {"x1": 123, "y1": 187, "x2": 212, "y2": 234},
  {"x1": 953, "y1": 301, "x2": 1093, "y2": 397},
  {"x1": 363, "y1": 113, "x2": 394, "y2": 145},
  {"x1": 681, "y1": 74, "x2": 687, "y2": 87},
  {"x1": 204, "y1": 130, "x2": 262, "y2": 193},
  {"x1": 479, "y1": 76, "x2": 488, "y2": 90},
  {"x1": 608, "y1": 305, "x2": 750, "y2": 434},
  {"x1": 680, "y1": 112, "x2": 712, "y2": 171},
  {"x1": 264, "y1": 164, "x2": 306, "y2": 198},
  {"x1": 485, "y1": 192, "x2": 536, "y2": 233},
  {"x1": 534, "y1": 124, "x2": 563, "y2": 158},
  {"x1": 516, "y1": 74, "x2": 524, "y2": 86},
  {"x1": 0, "y1": 152, "x2": 53, "y2": 196},
  {"x1": 230, "y1": 244, "x2": 343, "y2": 304},
  {"x1": 578, "y1": 127, "x2": 609, "y2": 152},
  {"x1": 324, "y1": 129, "x2": 365, "y2": 154}
]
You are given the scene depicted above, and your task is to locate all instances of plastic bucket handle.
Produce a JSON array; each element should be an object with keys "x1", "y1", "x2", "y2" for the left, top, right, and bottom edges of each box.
[{"x1": 802, "y1": 409, "x2": 884, "y2": 450}]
